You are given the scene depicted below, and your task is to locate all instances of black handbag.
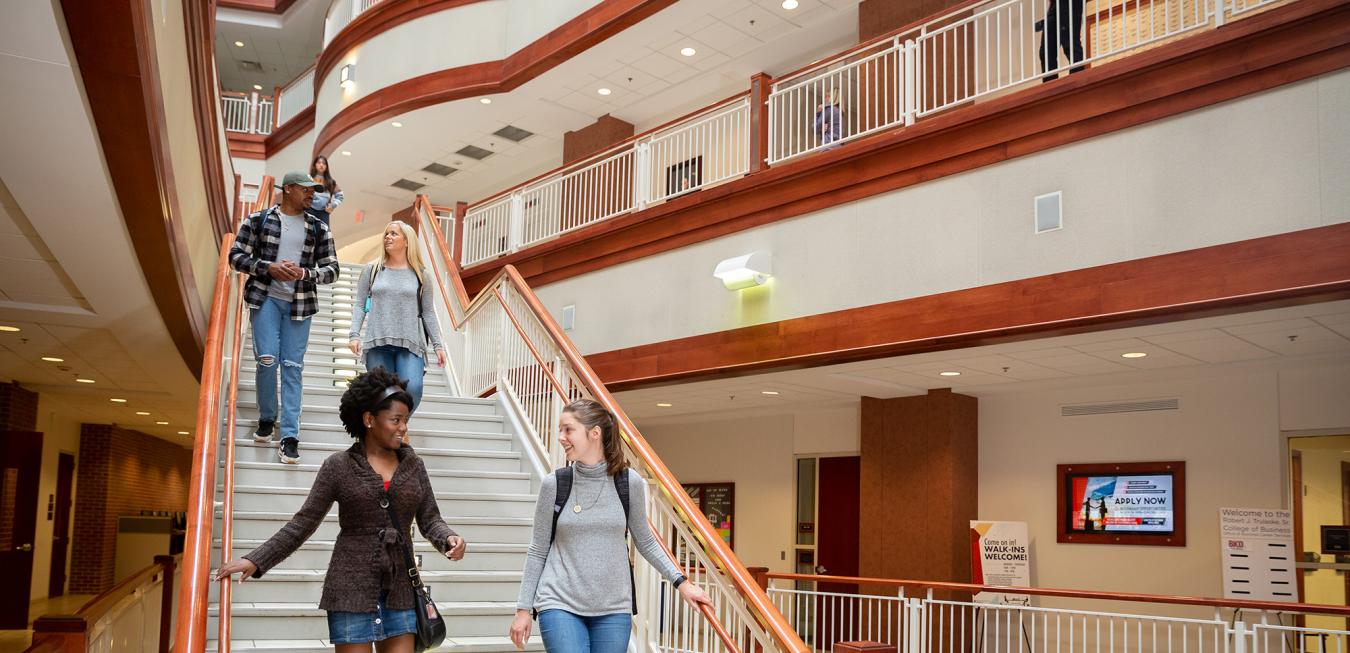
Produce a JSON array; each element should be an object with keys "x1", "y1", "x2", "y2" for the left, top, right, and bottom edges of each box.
[{"x1": 382, "y1": 494, "x2": 447, "y2": 652}]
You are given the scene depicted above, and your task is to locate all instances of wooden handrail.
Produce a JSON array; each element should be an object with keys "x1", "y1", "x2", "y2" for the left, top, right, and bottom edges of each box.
[
  {"x1": 31, "y1": 554, "x2": 179, "y2": 653},
  {"x1": 648, "y1": 524, "x2": 744, "y2": 653},
  {"x1": 216, "y1": 278, "x2": 248, "y2": 653},
  {"x1": 763, "y1": 572, "x2": 1350, "y2": 616}
]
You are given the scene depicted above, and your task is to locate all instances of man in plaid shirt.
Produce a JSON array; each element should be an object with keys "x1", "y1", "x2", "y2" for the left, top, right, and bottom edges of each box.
[{"x1": 230, "y1": 170, "x2": 341, "y2": 464}]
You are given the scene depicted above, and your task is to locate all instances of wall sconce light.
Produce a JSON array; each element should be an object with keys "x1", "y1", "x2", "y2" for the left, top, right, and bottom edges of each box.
[
  {"x1": 339, "y1": 63, "x2": 356, "y2": 89},
  {"x1": 713, "y1": 252, "x2": 772, "y2": 290}
]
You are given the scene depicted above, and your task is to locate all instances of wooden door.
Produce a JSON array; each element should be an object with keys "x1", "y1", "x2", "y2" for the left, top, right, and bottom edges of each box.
[
  {"x1": 0, "y1": 431, "x2": 43, "y2": 627},
  {"x1": 815, "y1": 456, "x2": 861, "y2": 648},
  {"x1": 48, "y1": 452, "x2": 74, "y2": 597}
]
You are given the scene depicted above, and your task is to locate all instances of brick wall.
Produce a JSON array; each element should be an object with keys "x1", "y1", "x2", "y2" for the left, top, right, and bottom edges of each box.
[
  {"x1": 70, "y1": 424, "x2": 191, "y2": 594},
  {"x1": 0, "y1": 382, "x2": 39, "y2": 430}
]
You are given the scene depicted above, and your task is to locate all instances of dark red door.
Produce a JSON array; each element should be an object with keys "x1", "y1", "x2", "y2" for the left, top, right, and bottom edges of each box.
[
  {"x1": 48, "y1": 452, "x2": 75, "y2": 598},
  {"x1": 815, "y1": 456, "x2": 861, "y2": 649},
  {"x1": 0, "y1": 431, "x2": 42, "y2": 628}
]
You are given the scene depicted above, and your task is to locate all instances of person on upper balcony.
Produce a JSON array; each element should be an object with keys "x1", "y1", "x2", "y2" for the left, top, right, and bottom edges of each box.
[
  {"x1": 308, "y1": 155, "x2": 343, "y2": 227},
  {"x1": 1038, "y1": 0, "x2": 1087, "y2": 81},
  {"x1": 509, "y1": 399, "x2": 713, "y2": 653},
  {"x1": 348, "y1": 220, "x2": 446, "y2": 416},
  {"x1": 815, "y1": 86, "x2": 844, "y2": 149},
  {"x1": 229, "y1": 170, "x2": 341, "y2": 464}
]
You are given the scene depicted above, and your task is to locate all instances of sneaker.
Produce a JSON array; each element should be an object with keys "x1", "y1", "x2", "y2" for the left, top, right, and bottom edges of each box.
[
  {"x1": 253, "y1": 420, "x2": 275, "y2": 443},
  {"x1": 278, "y1": 439, "x2": 300, "y2": 464}
]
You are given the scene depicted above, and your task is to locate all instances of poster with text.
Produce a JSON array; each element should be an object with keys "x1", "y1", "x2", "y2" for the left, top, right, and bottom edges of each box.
[
  {"x1": 971, "y1": 520, "x2": 1031, "y2": 605},
  {"x1": 1219, "y1": 507, "x2": 1296, "y2": 602},
  {"x1": 1068, "y1": 474, "x2": 1174, "y2": 532}
]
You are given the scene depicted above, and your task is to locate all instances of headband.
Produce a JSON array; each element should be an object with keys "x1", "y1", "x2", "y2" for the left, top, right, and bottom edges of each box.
[{"x1": 370, "y1": 385, "x2": 405, "y2": 411}]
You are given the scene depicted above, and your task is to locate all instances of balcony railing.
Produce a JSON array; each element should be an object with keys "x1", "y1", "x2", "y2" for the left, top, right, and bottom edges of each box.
[
  {"x1": 323, "y1": 0, "x2": 387, "y2": 46},
  {"x1": 274, "y1": 66, "x2": 315, "y2": 127},
  {"x1": 220, "y1": 91, "x2": 274, "y2": 136},
  {"x1": 459, "y1": 0, "x2": 1295, "y2": 268}
]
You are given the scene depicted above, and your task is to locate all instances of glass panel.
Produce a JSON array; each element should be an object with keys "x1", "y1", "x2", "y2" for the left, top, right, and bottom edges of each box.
[
  {"x1": 796, "y1": 458, "x2": 816, "y2": 546},
  {"x1": 0, "y1": 467, "x2": 17, "y2": 550}
]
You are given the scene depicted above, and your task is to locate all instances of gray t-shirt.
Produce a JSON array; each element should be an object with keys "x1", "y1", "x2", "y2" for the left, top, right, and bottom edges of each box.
[
  {"x1": 516, "y1": 462, "x2": 683, "y2": 616},
  {"x1": 266, "y1": 211, "x2": 307, "y2": 301}
]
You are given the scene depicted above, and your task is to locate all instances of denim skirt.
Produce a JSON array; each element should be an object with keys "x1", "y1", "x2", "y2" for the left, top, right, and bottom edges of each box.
[{"x1": 327, "y1": 592, "x2": 417, "y2": 644}]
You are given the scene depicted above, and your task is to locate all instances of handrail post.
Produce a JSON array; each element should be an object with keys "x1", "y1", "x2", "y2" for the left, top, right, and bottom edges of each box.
[
  {"x1": 508, "y1": 191, "x2": 523, "y2": 254},
  {"x1": 452, "y1": 200, "x2": 467, "y2": 265},
  {"x1": 1214, "y1": 0, "x2": 1227, "y2": 25},
  {"x1": 1232, "y1": 619, "x2": 1247, "y2": 653},
  {"x1": 633, "y1": 141, "x2": 650, "y2": 211},
  {"x1": 904, "y1": 39, "x2": 917, "y2": 126},
  {"x1": 750, "y1": 72, "x2": 773, "y2": 172}
]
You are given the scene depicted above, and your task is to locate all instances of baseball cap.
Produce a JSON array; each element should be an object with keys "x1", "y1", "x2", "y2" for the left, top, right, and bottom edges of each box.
[{"x1": 279, "y1": 171, "x2": 323, "y2": 189}]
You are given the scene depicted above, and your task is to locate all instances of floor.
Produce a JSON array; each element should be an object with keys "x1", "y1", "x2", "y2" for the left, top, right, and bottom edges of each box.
[{"x1": 0, "y1": 594, "x2": 96, "y2": 653}]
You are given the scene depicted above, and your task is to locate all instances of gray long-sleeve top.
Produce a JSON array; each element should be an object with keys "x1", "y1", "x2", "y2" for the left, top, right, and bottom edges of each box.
[
  {"x1": 348, "y1": 264, "x2": 444, "y2": 359},
  {"x1": 516, "y1": 462, "x2": 683, "y2": 616}
]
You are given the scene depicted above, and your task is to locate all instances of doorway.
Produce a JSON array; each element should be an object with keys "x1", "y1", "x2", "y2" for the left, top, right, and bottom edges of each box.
[
  {"x1": 1288, "y1": 434, "x2": 1350, "y2": 632},
  {"x1": 0, "y1": 431, "x2": 43, "y2": 629},
  {"x1": 48, "y1": 453, "x2": 74, "y2": 598},
  {"x1": 793, "y1": 454, "x2": 861, "y2": 650}
]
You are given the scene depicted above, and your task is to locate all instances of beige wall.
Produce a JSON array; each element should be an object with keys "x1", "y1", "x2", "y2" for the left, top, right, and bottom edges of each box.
[{"x1": 30, "y1": 395, "x2": 82, "y2": 601}]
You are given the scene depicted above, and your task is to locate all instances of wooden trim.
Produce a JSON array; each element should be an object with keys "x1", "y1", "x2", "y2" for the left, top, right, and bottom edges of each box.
[
  {"x1": 183, "y1": 0, "x2": 232, "y2": 242},
  {"x1": 264, "y1": 107, "x2": 314, "y2": 153},
  {"x1": 462, "y1": 0, "x2": 1350, "y2": 293},
  {"x1": 749, "y1": 73, "x2": 772, "y2": 174},
  {"x1": 585, "y1": 222, "x2": 1350, "y2": 390},
  {"x1": 30, "y1": 556, "x2": 176, "y2": 652},
  {"x1": 313, "y1": 0, "x2": 679, "y2": 156},
  {"x1": 1056, "y1": 461, "x2": 1186, "y2": 547},
  {"x1": 452, "y1": 201, "x2": 467, "y2": 263},
  {"x1": 62, "y1": 0, "x2": 209, "y2": 377},
  {"x1": 217, "y1": 0, "x2": 297, "y2": 13},
  {"x1": 227, "y1": 132, "x2": 267, "y2": 159}
]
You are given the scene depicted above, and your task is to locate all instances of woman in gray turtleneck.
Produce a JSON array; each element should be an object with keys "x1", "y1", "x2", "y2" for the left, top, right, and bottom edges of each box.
[{"x1": 510, "y1": 399, "x2": 712, "y2": 652}]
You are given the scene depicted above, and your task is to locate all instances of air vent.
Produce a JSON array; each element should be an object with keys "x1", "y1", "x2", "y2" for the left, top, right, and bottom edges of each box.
[
  {"x1": 422, "y1": 163, "x2": 457, "y2": 177},
  {"x1": 1061, "y1": 398, "x2": 1179, "y2": 417},
  {"x1": 494, "y1": 125, "x2": 534, "y2": 142},
  {"x1": 456, "y1": 145, "x2": 494, "y2": 160},
  {"x1": 391, "y1": 179, "x2": 425, "y2": 192},
  {"x1": 1035, "y1": 191, "x2": 1062, "y2": 233},
  {"x1": 237, "y1": 60, "x2": 264, "y2": 73}
]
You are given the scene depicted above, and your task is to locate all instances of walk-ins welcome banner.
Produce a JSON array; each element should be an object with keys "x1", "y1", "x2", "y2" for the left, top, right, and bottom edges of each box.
[{"x1": 970, "y1": 520, "x2": 1031, "y2": 605}]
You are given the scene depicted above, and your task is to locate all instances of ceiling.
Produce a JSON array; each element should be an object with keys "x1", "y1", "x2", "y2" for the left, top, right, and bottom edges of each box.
[
  {"x1": 614, "y1": 300, "x2": 1350, "y2": 423},
  {"x1": 0, "y1": 1, "x2": 202, "y2": 446},
  {"x1": 291, "y1": 0, "x2": 862, "y2": 248},
  {"x1": 215, "y1": 0, "x2": 328, "y2": 94}
]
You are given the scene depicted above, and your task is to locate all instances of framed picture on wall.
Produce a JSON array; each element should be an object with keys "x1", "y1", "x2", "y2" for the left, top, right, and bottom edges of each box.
[
  {"x1": 665, "y1": 156, "x2": 703, "y2": 197},
  {"x1": 1056, "y1": 461, "x2": 1186, "y2": 546},
  {"x1": 683, "y1": 482, "x2": 734, "y2": 549}
]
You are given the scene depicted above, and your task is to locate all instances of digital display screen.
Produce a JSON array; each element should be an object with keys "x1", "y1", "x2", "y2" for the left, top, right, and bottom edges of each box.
[{"x1": 1067, "y1": 474, "x2": 1174, "y2": 533}]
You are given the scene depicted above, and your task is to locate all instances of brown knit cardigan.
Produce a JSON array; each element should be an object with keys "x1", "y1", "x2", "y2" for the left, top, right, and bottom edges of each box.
[{"x1": 242, "y1": 443, "x2": 459, "y2": 612}]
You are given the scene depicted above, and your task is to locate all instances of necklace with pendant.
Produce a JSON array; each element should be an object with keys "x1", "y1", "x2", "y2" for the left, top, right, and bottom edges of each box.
[{"x1": 573, "y1": 478, "x2": 605, "y2": 513}]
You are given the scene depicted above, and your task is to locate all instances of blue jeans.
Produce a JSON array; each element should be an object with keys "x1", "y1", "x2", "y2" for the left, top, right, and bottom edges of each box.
[
  {"x1": 251, "y1": 297, "x2": 313, "y2": 440},
  {"x1": 364, "y1": 345, "x2": 425, "y2": 413},
  {"x1": 538, "y1": 610, "x2": 631, "y2": 653}
]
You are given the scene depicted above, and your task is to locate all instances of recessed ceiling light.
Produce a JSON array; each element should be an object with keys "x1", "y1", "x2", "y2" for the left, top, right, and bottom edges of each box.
[
  {"x1": 782, "y1": 0, "x2": 799, "y2": 9},
  {"x1": 155, "y1": 421, "x2": 169, "y2": 425},
  {"x1": 234, "y1": 40, "x2": 245, "y2": 47},
  {"x1": 340, "y1": 150, "x2": 352, "y2": 156},
  {"x1": 41, "y1": 356, "x2": 64, "y2": 362},
  {"x1": 656, "y1": 402, "x2": 673, "y2": 407},
  {"x1": 252, "y1": 84, "x2": 263, "y2": 91},
  {"x1": 76, "y1": 378, "x2": 95, "y2": 383},
  {"x1": 178, "y1": 431, "x2": 190, "y2": 436},
  {"x1": 597, "y1": 88, "x2": 612, "y2": 96},
  {"x1": 761, "y1": 390, "x2": 780, "y2": 396},
  {"x1": 391, "y1": 121, "x2": 403, "y2": 127},
  {"x1": 680, "y1": 47, "x2": 697, "y2": 57},
  {"x1": 480, "y1": 98, "x2": 492, "y2": 104},
  {"x1": 0, "y1": 325, "x2": 20, "y2": 332},
  {"x1": 939, "y1": 371, "x2": 962, "y2": 377},
  {"x1": 135, "y1": 411, "x2": 151, "y2": 416},
  {"x1": 1121, "y1": 352, "x2": 1149, "y2": 359},
  {"x1": 110, "y1": 398, "x2": 127, "y2": 403}
]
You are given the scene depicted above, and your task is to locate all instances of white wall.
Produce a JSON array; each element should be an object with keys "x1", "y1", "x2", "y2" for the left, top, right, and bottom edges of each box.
[
  {"x1": 534, "y1": 68, "x2": 1350, "y2": 355},
  {"x1": 264, "y1": 128, "x2": 317, "y2": 185},
  {"x1": 638, "y1": 403, "x2": 860, "y2": 572},
  {"x1": 30, "y1": 395, "x2": 82, "y2": 601}
]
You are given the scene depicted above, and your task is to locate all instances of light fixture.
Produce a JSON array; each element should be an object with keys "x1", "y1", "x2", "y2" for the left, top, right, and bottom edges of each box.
[
  {"x1": 156, "y1": 421, "x2": 169, "y2": 425},
  {"x1": 713, "y1": 252, "x2": 772, "y2": 290},
  {"x1": 391, "y1": 121, "x2": 403, "y2": 127},
  {"x1": 252, "y1": 84, "x2": 263, "y2": 91},
  {"x1": 680, "y1": 47, "x2": 697, "y2": 57},
  {"x1": 340, "y1": 150, "x2": 352, "y2": 156},
  {"x1": 110, "y1": 398, "x2": 127, "y2": 403},
  {"x1": 234, "y1": 40, "x2": 245, "y2": 47},
  {"x1": 0, "y1": 325, "x2": 20, "y2": 332},
  {"x1": 480, "y1": 98, "x2": 492, "y2": 104},
  {"x1": 1121, "y1": 352, "x2": 1148, "y2": 359},
  {"x1": 782, "y1": 0, "x2": 799, "y2": 9},
  {"x1": 178, "y1": 431, "x2": 190, "y2": 436},
  {"x1": 339, "y1": 63, "x2": 356, "y2": 89},
  {"x1": 76, "y1": 378, "x2": 95, "y2": 384},
  {"x1": 597, "y1": 87, "x2": 612, "y2": 96},
  {"x1": 41, "y1": 356, "x2": 64, "y2": 362},
  {"x1": 761, "y1": 390, "x2": 781, "y2": 396},
  {"x1": 656, "y1": 403, "x2": 673, "y2": 407},
  {"x1": 939, "y1": 371, "x2": 962, "y2": 377},
  {"x1": 135, "y1": 411, "x2": 151, "y2": 416}
]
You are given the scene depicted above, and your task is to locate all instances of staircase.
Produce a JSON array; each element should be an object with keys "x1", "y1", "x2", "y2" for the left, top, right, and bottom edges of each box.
[{"x1": 207, "y1": 262, "x2": 544, "y2": 652}]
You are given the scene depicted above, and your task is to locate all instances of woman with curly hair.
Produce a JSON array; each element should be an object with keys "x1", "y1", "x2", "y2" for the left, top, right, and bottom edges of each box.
[
  {"x1": 510, "y1": 398, "x2": 712, "y2": 653},
  {"x1": 215, "y1": 367, "x2": 467, "y2": 652}
]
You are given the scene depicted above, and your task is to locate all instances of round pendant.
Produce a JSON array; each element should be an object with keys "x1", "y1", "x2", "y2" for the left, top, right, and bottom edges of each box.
[{"x1": 573, "y1": 504, "x2": 582, "y2": 513}]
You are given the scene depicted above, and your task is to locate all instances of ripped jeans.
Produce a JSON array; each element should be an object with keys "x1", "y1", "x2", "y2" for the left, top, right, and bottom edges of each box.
[{"x1": 250, "y1": 297, "x2": 313, "y2": 441}]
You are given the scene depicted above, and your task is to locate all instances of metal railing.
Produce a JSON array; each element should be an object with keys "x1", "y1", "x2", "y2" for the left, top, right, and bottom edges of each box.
[
  {"x1": 275, "y1": 66, "x2": 315, "y2": 127},
  {"x1": 415, "y1": 197, "x2": 807, "y2": 653},
  {"x1": 462, "y1": 97, "x2": 751, "y2": 266},
  {"x1": 764, "y1": 573, "x2": 1350, "y2": 653},
  {"x1": 220, "y1": 91, "x2": 274, "y2": 136},
  {"x1": 323, "y1": 0, "x2": 387, "y2": 46}
]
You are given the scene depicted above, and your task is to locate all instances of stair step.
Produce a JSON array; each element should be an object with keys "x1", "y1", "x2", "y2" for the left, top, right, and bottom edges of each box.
[
  {"x1": 207, "y1": 636, "x2": 544, "y2": 652},
  {"x1": 207, "y1": 601, "x2": 522, "y2": 639},
  {"x1": 222, "y1": 461, "x2": 531, "y2": 494},
  {"x1": 213, "y1": 540, "x2": 528, "y2": 572},
  {"x1": 225, "y1": 483, "x2": 535, "y2": 517},
  {"x1": 223, "y1": 509, "x2": 533, "y2": 544},
  {"x1": 230, "y1": 423, "x2": 513, "y2": 451},
  {"x1": 233, "y1": 403, "x2": 498, "y2": 429},
  {"x1": 209, "y1": 568, "x2": 524, "y2": 603}
]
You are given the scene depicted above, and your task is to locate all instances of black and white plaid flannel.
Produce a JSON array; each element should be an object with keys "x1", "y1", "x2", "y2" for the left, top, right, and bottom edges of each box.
[{"x1": 228, "y1": 205, "x2": 341, "y2": 320}]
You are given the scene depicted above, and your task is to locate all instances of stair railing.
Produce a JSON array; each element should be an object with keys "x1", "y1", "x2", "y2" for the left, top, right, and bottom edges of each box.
[{"x1": 413, "y1": 196, "x2": 806, "y2": 653}]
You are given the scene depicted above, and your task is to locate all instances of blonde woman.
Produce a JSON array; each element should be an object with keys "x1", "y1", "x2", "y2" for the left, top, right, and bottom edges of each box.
[{"x1": 348, "y1": 221, "x2": 446, "y2": 414}]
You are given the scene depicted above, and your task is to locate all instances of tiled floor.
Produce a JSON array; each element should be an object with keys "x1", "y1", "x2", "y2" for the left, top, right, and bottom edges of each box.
[{"x1": 0, "y1": 594, "x2": 96, "y2": 653}]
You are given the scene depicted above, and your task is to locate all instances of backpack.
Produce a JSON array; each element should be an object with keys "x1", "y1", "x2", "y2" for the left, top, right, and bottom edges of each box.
[{"x1": 542, "y1": 466, "x2": 636, "y2": 616}]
